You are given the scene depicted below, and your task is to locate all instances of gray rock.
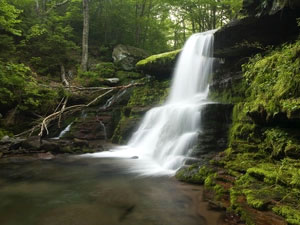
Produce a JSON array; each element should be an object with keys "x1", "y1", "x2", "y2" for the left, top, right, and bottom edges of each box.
[
  {"x1": 73, "y1": 138, "x2": 89, "y2": 147},
  {"x1": 1, "y1": 135, "x2": 9, "y2": 142},
  {"x1": 112, "y1": 44, "x2": 149, "y2": 71},
  {"x1": 105, "y1": 78, "x2": 120, "y2": 84},
  {"x1": 40, "y1": 140, "x2": 60, "y2": 152},
  {"x1": 21, "y1": 136, "x2": 41, "y2": 150}
]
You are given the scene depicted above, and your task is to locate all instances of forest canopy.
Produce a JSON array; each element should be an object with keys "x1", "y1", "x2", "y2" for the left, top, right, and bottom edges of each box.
[{"x1": 0, "y1": 0, "x2": 242, "y2": 74}]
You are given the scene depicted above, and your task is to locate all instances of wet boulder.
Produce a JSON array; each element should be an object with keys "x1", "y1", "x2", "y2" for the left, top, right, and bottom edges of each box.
[{"x1": 112, "y1": 44, "x2": 149, "y2": 71}]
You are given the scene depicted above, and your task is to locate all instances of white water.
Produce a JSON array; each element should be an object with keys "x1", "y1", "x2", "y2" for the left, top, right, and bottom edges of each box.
[
  {"x1": 52, "y1": 123, "x2": 73, "y2": 139},
  {"x1": 87, "y1": 30, "x2": 215, "y2": 175}
]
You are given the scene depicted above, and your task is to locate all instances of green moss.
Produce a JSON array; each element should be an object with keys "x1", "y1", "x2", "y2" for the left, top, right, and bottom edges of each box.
[
  {"x1": 213, "y1": 184, "x2": 227, "y2": 200},
  {"x1": 116, "y1": 71, "x2": 143, "y2": 83},
  {"x1": 175, "y1": 165, "x2": 212, "y2": 184},
  {"x1": 273, "y1": 205, "x2": 300, "y2": 225},
  {"x1": 242, "y1": 40, "x2": 300, "y2": 121},
  {"x1": 281, "y1": 98, "x2": 300, "y2": 119},
  {"x1": 230, "y1": 123, "x2": 258, "y2": 142},
  {"x1": 243, "y1": 189, "x2": 266, "y2": 209},
  {"x1": 223, "y1": 152, "x2": 267, "y2": 173},
  {"x1": 92, "y1": 62, "x2": 116, "y2": 78},
  {"x1": 204, "y1": 172, "x2": 217, "y2": 187},
  {"x1": 128, "y1": 79, "x2": 169, "y2": 107},
  {"x1": 136, "y1": 49, "x2": 181, "y2": 68},
  {"x1": 75, "y1": 70, "x2": 106, "y2": 87},
  {"x1": 261, "y1": 128, "x2": 300, "y2": 159}
]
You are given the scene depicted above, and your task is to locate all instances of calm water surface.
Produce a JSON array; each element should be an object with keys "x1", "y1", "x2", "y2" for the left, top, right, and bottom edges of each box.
[{"x1": 0, "y1": 155, "x2": 207, "y2": 225}]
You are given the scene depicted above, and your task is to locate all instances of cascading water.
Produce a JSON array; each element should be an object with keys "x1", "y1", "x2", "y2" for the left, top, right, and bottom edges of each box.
[
  {"x1": 52, "y1": 123, "x2": 73, "y2": 140},
  {"x1": 89, "y1": 30, "x2": 215, "y2": 175}
]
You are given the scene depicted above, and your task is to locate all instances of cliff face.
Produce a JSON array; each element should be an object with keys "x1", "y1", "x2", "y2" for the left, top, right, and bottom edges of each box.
[
  {"x1": 212, "y1": 0, "x2": 300, "y2": 101},
  {"x1": 177, "y1": 1, "x2": 300, "y2": 224}
]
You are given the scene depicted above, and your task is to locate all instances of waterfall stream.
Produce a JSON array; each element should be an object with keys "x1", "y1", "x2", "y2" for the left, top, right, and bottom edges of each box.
[
  {"x1": 89, "y1": 30, "x2": 216, "y2": 175},
  {"x1": 52, "y1": 123, "x2": 73, "y2": 140}
]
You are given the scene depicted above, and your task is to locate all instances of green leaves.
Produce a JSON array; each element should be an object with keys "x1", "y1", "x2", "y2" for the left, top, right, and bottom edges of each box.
[
  {"x1": 0, "y1": 0, "x2": 22, "y2": 35},
  {"x1": 0, "y1": 62, "x2": 60, "y2": 114}
]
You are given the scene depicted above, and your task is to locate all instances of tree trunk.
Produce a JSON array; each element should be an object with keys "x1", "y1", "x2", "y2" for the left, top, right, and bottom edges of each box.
[
  {"x1": 35, "y1": 0, "x2": 40, "y2": 14},
  {"x1": 81, "y1": 0, "x2": 89, "y2": 72},
  {"x1": 60, "y1": 64, "x2": 69, "y2": 86}
]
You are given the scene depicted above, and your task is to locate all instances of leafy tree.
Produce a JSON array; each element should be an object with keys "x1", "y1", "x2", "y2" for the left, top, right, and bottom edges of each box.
[{"x1": 0, "y1": 0, "x2": 22, "y2": 35}]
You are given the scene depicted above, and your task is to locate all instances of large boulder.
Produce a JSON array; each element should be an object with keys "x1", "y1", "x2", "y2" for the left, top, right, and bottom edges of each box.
[
  {"x1": 112, "y1": 44, "x2": 149, "y2": 71},
  {"x1": 136, "y1": 49, "x2": 181, "y2": 79}
]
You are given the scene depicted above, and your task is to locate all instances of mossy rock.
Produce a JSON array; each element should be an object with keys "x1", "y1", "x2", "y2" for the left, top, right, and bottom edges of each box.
[
  {"x1": 111, "y1": 116, "x2": 140, "y2": 144},
  {"x1": 175, "y1": 165, "x2": 212, "y2": 184},
  {"x1": 136, "y1": 49, "x2": 181, "y2": 79}
]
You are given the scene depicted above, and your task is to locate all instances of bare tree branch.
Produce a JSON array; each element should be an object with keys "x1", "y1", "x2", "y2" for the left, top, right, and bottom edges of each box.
[{"x1": 45, "y1": 0, "x2": 70, "y2": 15}]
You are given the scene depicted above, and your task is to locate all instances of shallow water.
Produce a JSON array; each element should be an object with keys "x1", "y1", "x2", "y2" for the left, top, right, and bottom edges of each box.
[{"x1": 0, "y1": 156, "x2": 212, "y2": 225}]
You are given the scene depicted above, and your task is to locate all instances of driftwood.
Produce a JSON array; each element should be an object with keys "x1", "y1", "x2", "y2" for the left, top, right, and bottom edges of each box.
[{"x1": 16, "y1": 82, "x2": 142, "y2": 138}]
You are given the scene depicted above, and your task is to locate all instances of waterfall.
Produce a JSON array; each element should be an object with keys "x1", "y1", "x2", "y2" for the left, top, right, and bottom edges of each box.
[
  {"x1": 52, "y1": 123, "x2": 73, "y2": 139},
  {"x1": 89, "y1": 30, "x2": 215, "y2": 175}
]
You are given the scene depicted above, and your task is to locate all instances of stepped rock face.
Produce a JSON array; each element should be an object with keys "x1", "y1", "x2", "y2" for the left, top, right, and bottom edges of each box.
[{"x1": 214, "y1": 4, "x2": 300, "y2": 59}]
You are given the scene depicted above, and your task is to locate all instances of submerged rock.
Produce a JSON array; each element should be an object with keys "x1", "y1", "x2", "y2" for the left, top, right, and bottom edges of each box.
[{"x1": 37, "y1": 152, "x2": 55, "y2": 160}]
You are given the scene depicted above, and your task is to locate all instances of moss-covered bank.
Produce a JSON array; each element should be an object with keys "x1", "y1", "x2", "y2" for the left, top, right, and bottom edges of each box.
[{"x1": 177, "y1": 39, "x2": 300, "y2": 225}]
